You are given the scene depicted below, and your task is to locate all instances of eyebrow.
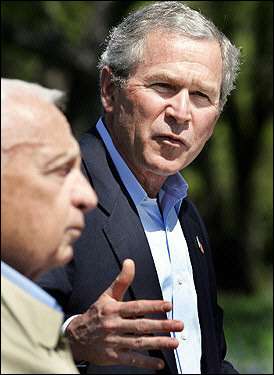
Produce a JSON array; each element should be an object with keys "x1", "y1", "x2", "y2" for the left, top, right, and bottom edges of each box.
[
  {"x1": 145, "y1": 72, "x2": 219, "y2": 96},
  {"x1": 43, "y1": 148, "x2": 80, "y2": 170},
  {"x1": 145, "y1": 73, "x2": 176, "y2": 85}
]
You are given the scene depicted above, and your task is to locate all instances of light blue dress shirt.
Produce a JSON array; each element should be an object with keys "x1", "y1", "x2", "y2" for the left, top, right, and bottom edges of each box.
[
  {"x1": 96, "y1": 118, "x2": 202, "y2": 374},
  {"x1": 1, "y1": 261, "x2": 63, "y2": 312}
]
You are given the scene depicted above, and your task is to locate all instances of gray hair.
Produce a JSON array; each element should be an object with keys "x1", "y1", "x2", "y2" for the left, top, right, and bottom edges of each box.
[
  {"x1": 98, "y1": 1, "x2": 242, "y2": 108},
  {"x1": 1, "y1": 78, "x2": 66, "y2": 110},
  {"x1": 1, "y1": 79, "x2": 67, "y2": 168}
]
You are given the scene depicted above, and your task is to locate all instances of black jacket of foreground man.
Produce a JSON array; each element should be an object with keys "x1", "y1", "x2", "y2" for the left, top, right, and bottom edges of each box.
[{"x1": 38, "y1": 124, "x2": 239, "y2": 374}]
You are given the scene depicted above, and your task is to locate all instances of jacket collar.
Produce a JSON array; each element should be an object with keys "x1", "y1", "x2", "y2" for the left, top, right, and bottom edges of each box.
[{"x1": 2, "y1": 274, "x2": 64, "y2": 349}]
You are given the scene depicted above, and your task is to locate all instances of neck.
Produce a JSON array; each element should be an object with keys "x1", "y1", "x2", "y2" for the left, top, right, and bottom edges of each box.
[
  {"x1": 103, "y1": 116, "x2": 168, "y2": 198},
  {"x1": 127, "y1": 164, "x2": 167, "y2": 198}
]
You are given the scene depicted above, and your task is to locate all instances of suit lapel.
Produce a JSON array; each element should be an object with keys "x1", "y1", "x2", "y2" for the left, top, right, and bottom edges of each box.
[
  {"x1": 179, "y1": 200, "x2": 210, "y2": 300},
  {"x1": 179, "y1": 200, "x2": 218, "y2": 372},
  {"x1": 81, "y1": 125, "x2": 164, "y2": 303},
  {"x1": 103, "y1": 189, "x2": 163, "y2": 301},
  {"x1": 2, "y1": 275, "x2": 63, "y2": 348}
]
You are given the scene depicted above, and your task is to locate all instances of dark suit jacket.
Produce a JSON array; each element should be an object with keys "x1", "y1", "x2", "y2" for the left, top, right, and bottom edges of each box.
[{"x1": 38, "y1": 124, "x2": 238, "y2": 374}]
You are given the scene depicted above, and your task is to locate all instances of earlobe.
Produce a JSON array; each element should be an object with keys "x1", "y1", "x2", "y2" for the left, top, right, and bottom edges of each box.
[{"x1": 101, "y1": 66, "x2": 117, "y2": 114}]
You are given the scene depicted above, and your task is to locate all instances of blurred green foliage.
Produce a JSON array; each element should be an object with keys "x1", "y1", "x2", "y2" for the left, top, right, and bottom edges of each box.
[{"x1": 219, "y1": 291, "x2": 273, "y2": 374}]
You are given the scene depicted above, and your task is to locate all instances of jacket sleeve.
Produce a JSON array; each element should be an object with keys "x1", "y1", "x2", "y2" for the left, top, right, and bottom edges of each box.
[
  {"x1": 219, "y1": 308, "x2": 239, "y2": 374},
  {"x1": 221, "y1": 360, "x2": 239, "y2": 374}
]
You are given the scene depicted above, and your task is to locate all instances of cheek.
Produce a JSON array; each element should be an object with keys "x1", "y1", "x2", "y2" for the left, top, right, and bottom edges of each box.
[
  {"x1": 121, "y1": 103, "x2": 158, "y2": 150},
  {"x1": 178, "y1": 113, "x2": 216, "y2": 166},
  {"x1": 121, "y1": 90, "x2": 163, "y2": 129},
  {"x1": 192, "y1": 111, "x2": 216, "y2": 144},
  {"x1": 3, "y1": 177, "x2": 69, "y2": 257},
  {"x1": 135, "y1": 93, "x2": 166, "y2": 127},
  {"x1": 32, "y1": 190, "x2": 70, "y2": 251}
]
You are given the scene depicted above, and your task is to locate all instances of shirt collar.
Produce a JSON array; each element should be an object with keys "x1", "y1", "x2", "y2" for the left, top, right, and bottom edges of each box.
[
  {"x1": 159, "y1": 172, "x2": 188, "y2": 217},
  {"x1": 1, "y1": 261, "x2": 62, "y2": 312},
  {"x1": 96, "y1": 117, "x2": 188, "y2": 212}
]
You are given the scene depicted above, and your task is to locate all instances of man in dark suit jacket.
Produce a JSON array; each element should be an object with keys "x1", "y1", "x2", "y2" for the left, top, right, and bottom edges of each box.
[{"x1": 38, "y1": 2, "x2": 241, "y2": 373}]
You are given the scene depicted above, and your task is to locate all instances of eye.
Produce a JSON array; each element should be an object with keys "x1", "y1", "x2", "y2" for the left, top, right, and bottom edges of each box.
[
  {"x1": 55, "y1": 161, "x2": 74, "y2": 176},
  {"x1": 192, "y1": 91, "x2": 209, "y2": 99},
  {"x1": 151, "y1": 83, "x2": 175, "y2": 93},
  {"x1": 153, "y1": 83, "x2": 171, "y2": 88}
]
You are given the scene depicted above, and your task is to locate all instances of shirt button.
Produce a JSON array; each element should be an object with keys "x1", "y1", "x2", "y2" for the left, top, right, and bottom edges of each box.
[
  {"x1": 178, "y1": 276, "x2": 183, "y2": 285},
  {"x1": 181, "y1": 333, "x2": 188, "y2": 340}
]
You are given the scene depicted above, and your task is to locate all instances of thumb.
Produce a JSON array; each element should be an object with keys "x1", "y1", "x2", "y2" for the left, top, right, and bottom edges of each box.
[{"x1": 105, "y1": 259, "x2": 135, "y2": 301}]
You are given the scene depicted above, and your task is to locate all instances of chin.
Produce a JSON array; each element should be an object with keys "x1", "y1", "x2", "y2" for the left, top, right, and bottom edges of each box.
[
  {"x1": 148, "y1": 159, "x2": 184, "y2": 176},
  {"x1": 55, "y1": 245, "x2": 74, "y2": 267}
]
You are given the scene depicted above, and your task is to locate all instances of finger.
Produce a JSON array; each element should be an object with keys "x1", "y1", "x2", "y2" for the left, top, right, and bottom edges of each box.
[
  {"x1": 118, "y1": 318, "x2": 184, "y2": 334},
  {"x1": 117, "y1": 350, "x2": 166, "y2": 371},
  {"x1": 110, "y1": 335, "x2": 179, "y2": 351},
  {"x1": 105, "y1": 259, "x2": 135, "y2": 301},
  {"x1": 119, "y1": 299, "x2": 173, "y2": 317}
]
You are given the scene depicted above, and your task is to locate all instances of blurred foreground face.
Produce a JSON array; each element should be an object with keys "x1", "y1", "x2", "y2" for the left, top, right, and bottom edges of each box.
[{"x1": 1, "y1": 93, "x2": 97, "y2": 281}]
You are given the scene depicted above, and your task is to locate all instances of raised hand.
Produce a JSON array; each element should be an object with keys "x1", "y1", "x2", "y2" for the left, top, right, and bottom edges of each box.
[{"x1": 65, "y1": 259, "x2": 184, "y2": 370}]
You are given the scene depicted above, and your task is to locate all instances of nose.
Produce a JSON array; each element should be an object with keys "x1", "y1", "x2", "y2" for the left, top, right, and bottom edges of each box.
[
  {"x1": 72, "y1": 171, "x2": 98, "y2": 213},
  {"x1": 165, "y1": 89, "x2": 191, "y2": 124}
]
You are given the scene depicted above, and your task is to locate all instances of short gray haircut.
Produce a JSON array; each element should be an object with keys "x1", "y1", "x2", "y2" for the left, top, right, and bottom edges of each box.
[
  {"x1": 1, "y1": 79, "x2": 67, "y2": 168},
  {"x1": 98, "y1": 1, "x2": 242, "y2": 108},
  {"x1": 1, "y1": 78, "x2": 66, "y2": 109}
]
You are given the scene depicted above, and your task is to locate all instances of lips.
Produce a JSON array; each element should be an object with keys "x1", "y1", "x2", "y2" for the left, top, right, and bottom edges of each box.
[
  {"x1": 157, "y1": 134, "x2": 187, "y2": 148},
  {"x1": 68, "y1": 220, "x2": 85, "y2": 239},
  {"x1": 68, "y1": 227, "x2": 83, "y2": 243},
  {"x1": 70, "y1": 221, "x2": 85, "y2": 233}
]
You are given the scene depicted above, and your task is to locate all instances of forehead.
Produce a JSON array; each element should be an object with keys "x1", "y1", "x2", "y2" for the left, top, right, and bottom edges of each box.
[
  {"x1": 1, "y1": 94, "x2": 79, "y2": 164},
  {"x1": 138, "y1": 31, "x2": 223, "y2": 86}
]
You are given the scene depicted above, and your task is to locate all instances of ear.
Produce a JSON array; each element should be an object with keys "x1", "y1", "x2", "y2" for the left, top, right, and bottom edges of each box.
[{"x1": 101, "y1": 66, "x2": 117, "y2": 114}]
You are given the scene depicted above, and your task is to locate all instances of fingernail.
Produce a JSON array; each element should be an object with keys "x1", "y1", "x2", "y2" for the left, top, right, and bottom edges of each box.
[
  {"x1": 162, "y1": 302, "x2": 172, "y2": 311},
  {"x1": 157, "y1": 360, "x2": 165, "y2": 370},
  {"x1": 174, "y1": 322, "x2": 183, "y2": 330}
]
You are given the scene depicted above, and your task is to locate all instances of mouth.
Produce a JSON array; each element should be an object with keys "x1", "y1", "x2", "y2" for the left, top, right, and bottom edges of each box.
[
  {"x1": 68, "y1": 226, "x2": 84, "y2": 242},
  {"x1": 157, "y1": 135, "x2": 187, "y2": 148}
]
